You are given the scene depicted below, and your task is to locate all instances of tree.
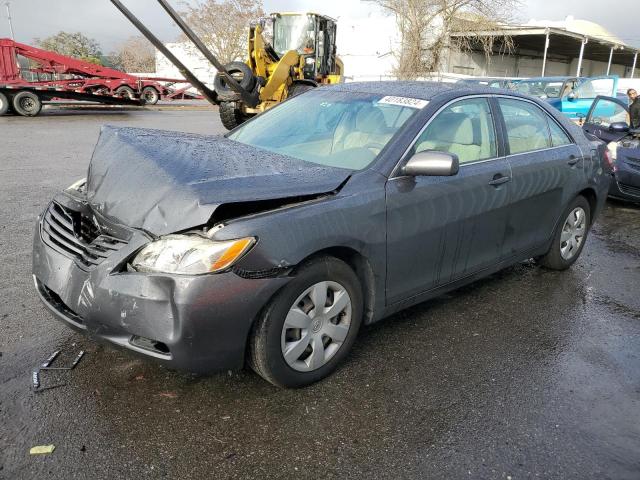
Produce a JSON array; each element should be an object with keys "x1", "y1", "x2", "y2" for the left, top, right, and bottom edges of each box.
[
  {"x1": 178, "y1": 0, "x2": 265, "y2": 65},
  {"x1": 369, "y1": 0, "x2": 519, "y2": 79},
  {"x1": 36, "y1": 32, "x2": 103, "y2": 64},
  {"x1": 113, "y1": 36, "x2": 156, "y2": 73}
]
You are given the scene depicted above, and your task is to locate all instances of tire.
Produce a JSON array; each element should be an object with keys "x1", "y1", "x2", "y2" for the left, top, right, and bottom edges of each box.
[
  {"x1": 248, "y1": 256, "x2": 363, "y2": 388},
  {"x1": 12, "y1": 91, "x2": 42, "y2": 116},
  {"x1": 538, "y1": 195, "x2": 591, "y2": 270},
  {"x1": 214, "y1": 61, "x2": 256, "y2": 95},
  {"x1": 287, "y1": 82, "x2": 315, "y2": 98},
  {"x1": 115, "y1": 85, "x2": 135, "y2": 99},
  {"x1": 141, "y1": 86, "x2": 160, "y2": 105},
  {"x1": 0, "y1": 92, "x2": 9, "y2": 115},
  {"x1": 219, "y1": 101, "x2": 251, "y2": 130}
]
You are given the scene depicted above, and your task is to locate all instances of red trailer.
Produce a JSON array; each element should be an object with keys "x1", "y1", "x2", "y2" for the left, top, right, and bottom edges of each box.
[{"x1": 0, "y1": 38, "x2": 199, "y2": 116}]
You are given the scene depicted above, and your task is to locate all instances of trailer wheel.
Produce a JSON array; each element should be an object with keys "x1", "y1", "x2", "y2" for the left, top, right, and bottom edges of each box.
[
  {"x1": 141, "y1": 86, "x2": 160, "y2": 105},
  {"x1": 219, "y1": 101, "x2": 251, "y2": 130},
  {"x1": 115, "y1": 86, "x2": 135, "y2": 99},
  {"x1": 0, "y1": 92, "x2": 9, "y2": 115},
  {"x1": 12, "y1": 91, "x2": 42, "y2": 117}
]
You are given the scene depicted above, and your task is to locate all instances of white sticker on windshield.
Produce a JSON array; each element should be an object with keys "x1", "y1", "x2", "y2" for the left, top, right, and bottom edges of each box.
[{"x1": 377, "y1": 96, "x2": 429, "y2": 109}]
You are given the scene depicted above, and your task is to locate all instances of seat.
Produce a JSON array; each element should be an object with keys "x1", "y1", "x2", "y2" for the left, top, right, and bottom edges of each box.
[
  {"x1": 332, "y1": 106, "x2": 392, "y2": 154},
  {"x1": 416, "y1": 112, "x2": 482, "y2": 163}
]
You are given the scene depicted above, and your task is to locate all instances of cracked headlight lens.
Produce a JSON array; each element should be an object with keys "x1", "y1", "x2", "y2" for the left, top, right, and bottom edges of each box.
[
  {"x1": 131, "y1": 235, "x2": 255, "y2": 275},
  {"x1": 66, "y1": 177, "x2": 87, "y2": 194}
]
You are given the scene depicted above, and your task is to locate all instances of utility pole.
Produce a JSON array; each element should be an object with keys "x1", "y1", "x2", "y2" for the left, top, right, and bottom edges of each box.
[{"x1": 5, "y1": 1, "x2": 15, "y2": 40}]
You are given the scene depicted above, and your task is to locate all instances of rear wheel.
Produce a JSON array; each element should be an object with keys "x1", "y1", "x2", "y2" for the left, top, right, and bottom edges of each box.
[
  {"x1": 538, "y1": 195, "x2": 591, "y2": 270},
  {"x1": 0, "y1": 92, "x2": 9, "y2": 115},
  {"x1": 12, "y1": 91, "x2": 42, "y2": 116},
  {"x1": 141, "y1": 86, "x2": 160, "y2": 105},
  {"x1": 219, "y1": 101, "x2": 251, "y2": 130},
  {"x1": 248, "y1": 256, "x2": 363, "y2": 388},
  {"x1": 115, "y1": 85, "x2": 135, "y2": 99}
]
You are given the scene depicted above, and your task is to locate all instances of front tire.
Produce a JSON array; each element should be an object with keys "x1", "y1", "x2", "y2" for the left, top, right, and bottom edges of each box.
[
  {"x1": 248, "y1": 256, "x2": 363, "y2": 388},
  {"x1": 219, "y1": 101, "x2": 250, "y2": 130},
  {"x1": 538, "y1": 195, "x2": 591, "y2": 270}
]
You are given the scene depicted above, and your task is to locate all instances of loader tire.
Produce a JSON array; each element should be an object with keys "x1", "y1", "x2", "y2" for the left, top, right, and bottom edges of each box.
[
  {"x1": 219, "y1": 101, "x2": 251, "y2": 130},
  {"x1": 12, "y1": 91, "x2": 42, "y2": 116},
  {"x1": 0, "y1": 92, "x2": 9, "y2": 115},
  {"x1": 214, "y1": 62, "x2": 256, "y2": 95},
  {"x1": 287, "y1": 82, "x2": 315, "y2": 98}
]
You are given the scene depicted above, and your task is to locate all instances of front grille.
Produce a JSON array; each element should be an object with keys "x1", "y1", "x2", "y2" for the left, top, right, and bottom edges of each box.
[
  {"x1": 618, "y1": 183, "x2": 640, "y2": 198},
  {"x1": 41, "y1": 202, "x2": 127, "y2": 269}
]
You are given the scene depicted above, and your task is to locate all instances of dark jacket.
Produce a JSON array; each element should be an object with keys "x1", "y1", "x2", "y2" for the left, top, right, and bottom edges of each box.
[{"x1": 630, "y1": 98, "x2": 640, "y2": 129}]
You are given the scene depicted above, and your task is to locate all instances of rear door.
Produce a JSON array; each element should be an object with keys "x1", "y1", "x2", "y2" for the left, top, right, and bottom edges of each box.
[
  {"x1": 560, "y1": 76, "x2": 618, "y2": 122},
  {"x1": 496, "y1": 97, "x2": 585, "y2": 257},
  {"x1": 582, "y1": 95, "x2": 630, "y2": 143}
]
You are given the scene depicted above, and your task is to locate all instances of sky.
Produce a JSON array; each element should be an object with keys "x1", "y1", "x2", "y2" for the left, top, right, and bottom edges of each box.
[{"x1": 0, "y1": 0, "x2": 638, "y2": 52}]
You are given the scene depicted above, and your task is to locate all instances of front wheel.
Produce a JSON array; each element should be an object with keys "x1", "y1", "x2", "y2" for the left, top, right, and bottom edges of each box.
[
  {"x1": 538, "y1": 195, "x2": 591, "y2": 270},
  {"x1": 248, "y1": 257, "x2": 363, "y2": 388},
  {"x1": 219, "y1": 101, "x2": 251, "y2": 130}
]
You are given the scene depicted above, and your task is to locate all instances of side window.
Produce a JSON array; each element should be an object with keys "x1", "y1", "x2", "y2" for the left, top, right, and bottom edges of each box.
[
  {"x1": 548, "y1": 118, "x2": 572, "y2": 147},
  {"x1": 498, "y1": 98, "x2": 551, "y2": 154},
  {"x1": 414, "y1": 98, "x2": 497, "y2": 164},
  {"x1": 587, "y1": 99, "x2": 629, "y2": 128}
]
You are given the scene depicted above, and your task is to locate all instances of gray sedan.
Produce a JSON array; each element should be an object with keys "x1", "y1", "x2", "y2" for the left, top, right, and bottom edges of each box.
[{"x1": 32, "y1": 82, "x2": 610, "y2": 387}]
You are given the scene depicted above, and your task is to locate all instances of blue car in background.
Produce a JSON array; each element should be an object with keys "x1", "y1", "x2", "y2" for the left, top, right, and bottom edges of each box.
[
  {"x1": 583, "y1": 95, "x2": 640, "y2": 203},
  {"x1": 513, "y1": 76, "x2": 582, "y2": 100},
  {"x1": 547, "y1": 76, "x2": 620, "y2": 122}
]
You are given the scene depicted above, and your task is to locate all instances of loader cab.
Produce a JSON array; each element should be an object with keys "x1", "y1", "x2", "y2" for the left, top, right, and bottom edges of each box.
[{"x1": 270, "y1": 13, "x2": 338, "y2": 80}]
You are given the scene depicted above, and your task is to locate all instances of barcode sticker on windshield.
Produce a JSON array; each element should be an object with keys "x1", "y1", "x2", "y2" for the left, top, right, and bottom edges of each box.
[{"x1": 377, "y1": 96, "x2": 429, "y2": 109}]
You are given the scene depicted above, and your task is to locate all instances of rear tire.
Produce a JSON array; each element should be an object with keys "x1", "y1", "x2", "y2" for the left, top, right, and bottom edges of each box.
[
  {"x1": 538, "y1": 195, "x2": 591, "y2": 270},
  {"x1": 12, "y1": 91, "x2": 42, "y2": 116},
  {"x1": 219, "y1": 101, "x2": 251, "y2": 130},
  {"x1": 115, "y1": 85, "x2": 135, "y2": 99},
  {"x1": 0, "y1": 92, "x2": 9, "y2": 115},
  {"x1": 141, "y1": 86, "x2": 160, "y2": 105},
  {"x1": 248, "y1": 256, "x2": 363, "y2": 388}
]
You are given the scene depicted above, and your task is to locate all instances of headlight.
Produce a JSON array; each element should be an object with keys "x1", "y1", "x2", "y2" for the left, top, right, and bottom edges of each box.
[
  {"x1": 131, "y1": 235, "x2": 256, "y2": 275},
  {"x1": 66, "y1": 177, "x2": 87, "y2": 193}
]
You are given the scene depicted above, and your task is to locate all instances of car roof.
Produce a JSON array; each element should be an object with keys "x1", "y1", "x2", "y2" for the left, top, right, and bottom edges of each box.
[
  {"x1": 328, "y1": 81, "x2": 501, "y2": 101},
  {"x1": 518, "y1": 76, "x2": 579, "y2": 82}
]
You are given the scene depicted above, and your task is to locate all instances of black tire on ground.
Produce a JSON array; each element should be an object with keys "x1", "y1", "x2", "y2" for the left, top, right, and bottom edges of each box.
[
  {"x1": 538, "y1": 195, "x2": 591, "y2": 271},
  {"x1": 248, "y1": 256, "x2": 363, "y2": 388},
  {"x1": 115, "y1": 85, "x2": 135, "y2": 99},
  {"x1": 141, "y1": 86, "x2": 160, "y2": 105},
  {"x1": 287, "y1": 82, "x2": 315, "y2": 98},
  {"x1": 214, "y1": 61, "x2": 256, "y2": 95},
  {"x1": 0, "y1": 92, "x2": 9, "y2": 115},
  {"x1": 12, "y1": 91, "x2": 42, "y2": 117},
  {"x1": 219, "y1": 101, "x2": 251, "y2": 130}
]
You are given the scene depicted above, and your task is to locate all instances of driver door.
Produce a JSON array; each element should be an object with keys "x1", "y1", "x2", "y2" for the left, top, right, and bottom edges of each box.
[
  {"x1": 561, "y1": 76, "x2": 618, "y2": 122},
  {"x1": 582, "y1": 95, "x2": 630, "y2": 143}
]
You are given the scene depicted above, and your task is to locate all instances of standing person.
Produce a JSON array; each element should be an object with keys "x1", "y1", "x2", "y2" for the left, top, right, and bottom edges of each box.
[{"x1": 628, "y1": 89, "x2": 640, "y2": 129}]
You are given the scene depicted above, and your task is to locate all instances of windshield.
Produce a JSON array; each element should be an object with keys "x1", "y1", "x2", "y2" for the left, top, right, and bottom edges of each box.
[
  {"x1": 273, "y1": 15, "x2": 315, "y2": 56},
  {"x1": 228, "y1": 90, "x2": 423, "y2": 170},
  {"x1": 515, "y1": 80, "x2": 565, "y2": 98}
]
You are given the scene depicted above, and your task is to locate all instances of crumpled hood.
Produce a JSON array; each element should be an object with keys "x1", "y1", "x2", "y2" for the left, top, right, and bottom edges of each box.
[{"x1": 86, "y1": 126, "x2": 351, "y2": 235}]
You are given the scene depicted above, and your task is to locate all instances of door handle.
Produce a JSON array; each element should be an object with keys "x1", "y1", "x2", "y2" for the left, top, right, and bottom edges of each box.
[
  {"x1": 488, "y1": 175, "x2": 510, "y2": 186},
  {"x1": 568, "y1": 155, "x2": 580, "y2": 166}
]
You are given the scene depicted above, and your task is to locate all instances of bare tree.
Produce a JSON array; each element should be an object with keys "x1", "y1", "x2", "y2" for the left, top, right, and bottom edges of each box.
[
  {"x1": 369, "y1": 0, "x2": 520, "y2": 79},
  {"x1": 179, "y1": 0, "x2": 265, "y2": 65},
  {"x1": 113, "y1": 36, "x2": 156, "y2": 73}
]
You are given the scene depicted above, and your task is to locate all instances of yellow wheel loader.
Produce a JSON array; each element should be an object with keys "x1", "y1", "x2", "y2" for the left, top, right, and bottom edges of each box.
[{"x1": 111, "y1": 1, "x2": 343, "y2": 130}]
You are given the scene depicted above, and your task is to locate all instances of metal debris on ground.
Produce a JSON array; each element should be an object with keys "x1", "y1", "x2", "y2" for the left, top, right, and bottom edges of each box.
[
  {"x1": 31, "y1": 349, "x2": 85, "y2": 392},
  {"x1": 29, "y1": 445, "x2": 55, "y2": 455}
]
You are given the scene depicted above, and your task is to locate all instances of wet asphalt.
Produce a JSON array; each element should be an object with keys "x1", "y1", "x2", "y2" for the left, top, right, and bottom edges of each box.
[{"x1": 1, "y1": 106, "x2": 639, "y2": 480}]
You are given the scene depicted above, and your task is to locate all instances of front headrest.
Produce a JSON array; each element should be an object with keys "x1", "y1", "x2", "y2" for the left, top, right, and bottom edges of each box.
[
  {"x1": 354, "y1": 106, "x2": 386, "y2": 134},
  {"x1": 427, "y1": 112, "x2": 475, "y2": 145}
]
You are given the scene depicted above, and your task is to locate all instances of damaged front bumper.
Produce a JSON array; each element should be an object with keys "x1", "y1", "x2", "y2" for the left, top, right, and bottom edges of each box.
[{"x1": 32, "y1": 194, "x2": 289, "y2": 373}]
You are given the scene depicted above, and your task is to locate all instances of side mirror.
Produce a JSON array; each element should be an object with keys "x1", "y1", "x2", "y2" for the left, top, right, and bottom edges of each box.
[
  {"x1": 609, "y1": 122, "x2": 629, "y2": 133},
  {"x1": 403, "y1": 151, "x2": 459, "y2": 177}
]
